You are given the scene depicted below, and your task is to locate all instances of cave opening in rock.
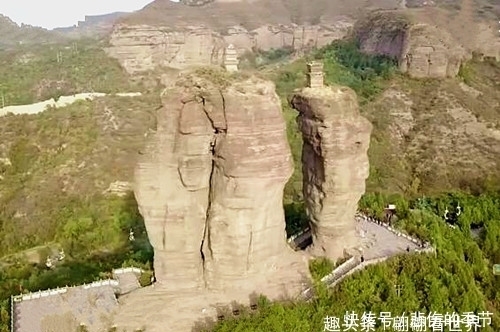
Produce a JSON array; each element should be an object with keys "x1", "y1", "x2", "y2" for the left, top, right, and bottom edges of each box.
[{"x1": 284, "y1": 201, "x2": 313, "y2": 251}]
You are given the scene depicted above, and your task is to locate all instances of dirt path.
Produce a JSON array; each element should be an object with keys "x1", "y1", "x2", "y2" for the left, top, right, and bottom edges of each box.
[{"x1": 0, "y1": 92, "x2": 142, "y2": 117}]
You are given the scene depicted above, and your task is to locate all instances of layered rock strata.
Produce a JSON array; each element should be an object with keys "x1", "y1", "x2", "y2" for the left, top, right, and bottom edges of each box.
[
  {"x1": 105, "y1": 22, "x2": 352, "y2": 73},
  {"x1": 134, "y1": 70, "x2": 306, "y2": 293},
  {"x1": 354, "y1": 11, "x2": 470, "y2": 78},
  {"x1": 290, "y1": 86, "x2": 372, "y2": 259}
]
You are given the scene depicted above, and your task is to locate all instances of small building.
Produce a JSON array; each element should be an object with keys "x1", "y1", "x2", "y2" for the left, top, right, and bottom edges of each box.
[
  {"x1": 384, "y1": 204, "x2": 397, "y2": 225},
  {"x1": 307, "y1": 61, "x2": 324, "y2": 88},
  {"x1": 223, "y1": 44, "x2": 239, "y2": 72}
]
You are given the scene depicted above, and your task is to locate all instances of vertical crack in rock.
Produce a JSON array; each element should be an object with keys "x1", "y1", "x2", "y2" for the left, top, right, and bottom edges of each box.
[
  {"x1": 199, "y1": 92, "x2": 226, "y2": 288},
  {"x1": 200, "y1": 146, "x2": 215, "y2": 289},
  {"x1": 220, "y1": 93, "x2": 227, "y2": 131},
  {"x1": 131, "y1": 73, "x2": 308, "y2": 315},
  {"x1": 246, "y1": 230, "x2": 253, "y2": 271}
]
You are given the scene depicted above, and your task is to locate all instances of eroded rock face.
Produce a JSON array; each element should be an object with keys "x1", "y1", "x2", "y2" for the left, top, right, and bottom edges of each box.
[
  {"x1": 106, "y1": 22, "x2": 352, "y2": 73},
  {"x1": 354, "y1": 11, "x2": 470, "y2": 78},
  {"x1": 135, "y1": 71, "x2": 305, "y2": 292},
  {"x1": 106, "y1": 26, "x2": 227, "y2": 74},
  {"x1": 290, "y1": 86, "x2": 372, "y2": 259}
]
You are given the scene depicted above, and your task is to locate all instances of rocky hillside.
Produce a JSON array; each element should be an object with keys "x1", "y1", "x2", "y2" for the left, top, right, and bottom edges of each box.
[
  {"x1": 54, "y1": 12, "x2": 130, "y2": 39},
  {"x1": 406, "y1": 0, "x2": 500, "y2": 59},
  {"x1": 362, "y1": 58, "x2": 500, "y2": 195},
  {"x1": 105, "y1": 0, "x2": 403, "y2": 73},
  {"x1": 120, "y1": 0, "x2": 401, "y2": 28},
  {"x1": 106, "y1": 0, "x2": 500, "y2": 73},
  {"x1": 0, "y1": 15, "x2": 65, "y2": 47},
  {"x1": 407, "y1": 0, "x2": 500, "y2": 19},
  {"x1": 353, "y1": 11, "x2": 470, "y2": 78}
]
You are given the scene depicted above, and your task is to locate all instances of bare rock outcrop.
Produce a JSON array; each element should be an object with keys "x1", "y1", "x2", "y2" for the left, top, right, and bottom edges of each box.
[
  {"x1": 290, "y1": 86, "x2": 372, "y2": 259},
  {"x1": 106, "y1": 26, "x2": 227, "y2": 74},
  {"x1": 134, "y1": 69, "x2": 306, "y2": 294},
  {"x1": 105, "y1": 0, "x2": 410, "y2": 73},
  {"x1": 106, "y1": 22, "x2": 352, "y2": 73},
  {"x1": 354, "y1": 11, "x2": 471, "y2": 78}
]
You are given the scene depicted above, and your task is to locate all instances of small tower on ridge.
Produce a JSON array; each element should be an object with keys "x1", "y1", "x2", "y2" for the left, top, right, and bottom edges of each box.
[
  {"x1": 224, "y1": 44, "x2": 239, "y2": 72},
  {"x1": 307, "y1": 61, "x2": 324, "y2": 88}
]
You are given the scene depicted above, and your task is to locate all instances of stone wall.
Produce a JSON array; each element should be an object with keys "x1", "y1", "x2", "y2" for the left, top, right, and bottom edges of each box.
[
  {"x1": 12, "y1": 280, "x2": 120, "y2": 303},
  {"x1": 10, "y1": 266, "x2": 147, "y2": 332},
  {"x1": 112, "y1": 267, "x2": 144, "y2": 276}
]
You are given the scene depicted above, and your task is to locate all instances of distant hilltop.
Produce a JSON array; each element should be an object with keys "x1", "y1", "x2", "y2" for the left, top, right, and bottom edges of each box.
[
  {"x1": 78, "y1": 12, "x2": 129, "y2": 27},
  {"x1": 0, "y1": 14, "x2": 64, "y2": 47},
  {"x1": 53, "y1": 12, "x2": 130, "y2": 38}
]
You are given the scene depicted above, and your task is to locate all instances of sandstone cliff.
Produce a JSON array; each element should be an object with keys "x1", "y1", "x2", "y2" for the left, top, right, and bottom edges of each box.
[
  {"x1": 105, "y1": 0, "x2": 405, "y2": 73},
  {"x1": 290, "y1": 86, "x2": 372, "y2": 259},
  {"x1": 354, "y1": 11, "x2": 470, "y2": 78},
  {"x1": 106, "y1": 22, "x2": 352, "y2": 73},
  {"x1": 134, "y1": 69, "x2": 306, "y2": 293}
]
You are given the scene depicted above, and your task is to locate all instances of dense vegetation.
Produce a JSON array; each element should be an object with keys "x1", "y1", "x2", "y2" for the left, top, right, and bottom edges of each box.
[
  {"x1": 0, "y1": 41, "x2": 161, "y2": 331},
  {"x1": 0, "y1": 192, "x2": 153, "y2": 332},
  {"x1": 0, "y1": 40, "x2": 143, "y2": 106},
  {"x1": 0, "y1": 92, "x2": 160, "y2": 257},
  {"x1": 207, "y1": 191, "x2": 500, "y2": 331},
  {"x1": 205, "y1": 40, "x2": 500, "y2": 331},
  {"x1": 280, "y1": 39, "x2": 397, "y2": 234},
  {"x1": 0, "y1": 37, "x2": 498, "y2": 332},
  {"x1": 239, "y1": 47, "x2": 295, "y2": 69}
]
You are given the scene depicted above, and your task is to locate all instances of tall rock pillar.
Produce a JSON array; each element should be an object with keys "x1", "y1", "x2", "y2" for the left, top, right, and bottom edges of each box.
[
  {"x1": 290, "y1": 67, "x2": 372, "y2": 259},
  {"x1": 134, "y1": 70, "x2": 306, "y2": 295}
]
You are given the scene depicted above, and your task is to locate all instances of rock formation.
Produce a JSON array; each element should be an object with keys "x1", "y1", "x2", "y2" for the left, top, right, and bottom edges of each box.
[
  {"x1": 354, "y1": 11, "x2": 470, "y2": 78},
  {"x1": 105, "y1": 22, "x2": 352, "y2": 73},
  {"x1": 290, "y1": 73, "x2": 372, "y2": 259},
  {"x1": 134, "y1": 69, "x2": 306, "y2": 293},
  {"x1": 105, "y1": 1, "x2": 499, "y2": 75},
  {"x1": 105, "y1": 0, "x2": 409, "y2": 73}
]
